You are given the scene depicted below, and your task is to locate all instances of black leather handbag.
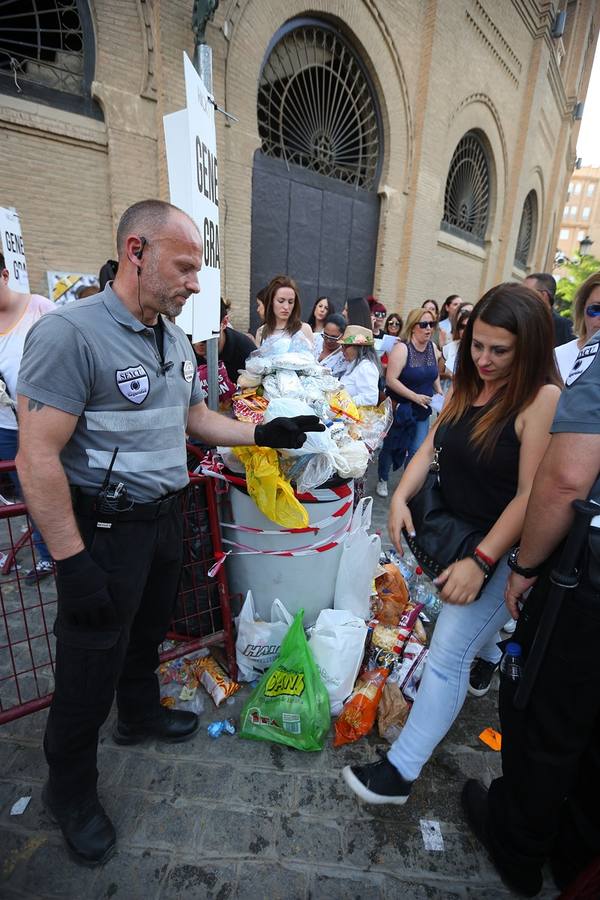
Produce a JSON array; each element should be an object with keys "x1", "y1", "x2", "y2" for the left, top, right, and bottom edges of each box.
[{"x1": 402, "y1": 427, "x2": 485, "y2": 581}]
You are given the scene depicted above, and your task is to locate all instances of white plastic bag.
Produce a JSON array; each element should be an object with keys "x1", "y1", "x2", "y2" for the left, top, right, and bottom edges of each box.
[
  {"x1": 235, "y1": 591, "x2": 293, "y2": 682},
  {"x1": 308, "y1": 609, "x2": 368, "y2": 715},
  {"x1": 334, "y1": 497, "x2": 381, "y2": 618}
]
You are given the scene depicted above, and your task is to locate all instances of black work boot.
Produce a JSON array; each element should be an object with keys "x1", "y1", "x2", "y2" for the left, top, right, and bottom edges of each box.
[
  {"x1": 43, "y1": 783, "x2": 116, "y2": 866},
  {"x1": 113, "y1": 707, "x2": 199, "y2": 745}
]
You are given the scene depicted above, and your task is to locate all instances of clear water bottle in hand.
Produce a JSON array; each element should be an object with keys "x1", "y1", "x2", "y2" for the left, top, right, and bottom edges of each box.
[
  {"x1": 500, "y1": 642, "x2": 523, "y2": 683},
  {"x1": 413, "y1": 565, "x2": 443, "y2": 621}
]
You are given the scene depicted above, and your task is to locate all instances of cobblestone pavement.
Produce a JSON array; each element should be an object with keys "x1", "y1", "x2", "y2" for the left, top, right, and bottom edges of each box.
[{"x1": 0, "y1": 463, "x2": 557, "y2": 899}]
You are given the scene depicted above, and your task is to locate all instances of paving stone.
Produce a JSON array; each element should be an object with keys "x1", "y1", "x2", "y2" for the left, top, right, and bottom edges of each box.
[
  {"x1": 172, "y1": 761, "x2": 231, "y2": 800},
  {"x1": 0, "y1": 741, "x2": 18, "y2": 771},
  {"x1": 277, "y1": 812, "x2": 342, "y2": 864},
  {"x1": 227, "y1": 767, "x2": 296, "y2": 810},
  {"x1": 200, "y1": 807, "x2": 276, "y2": 858},
  {"x1": 296, "y1": 774, "x2": 360, "y2": 818},
  {"x1": 4, "y1": 837, "x2": 97, "y2": 897},
  {"x1": 232, "y1": 861, "x2": 307, "y2": 900},
  {"x1": 160, "y1": 860, "x2": 237, "y2": 899},
  {"x1": 118, "y1": 795, "x2": 203, "y2": 853},
  {"x1": 93, "y1": 848, "x2": 170, "y2": 900},
  {"x1": 311, "y1": 869, "x2": 386, "y2": 899},
  {"x1": 343, "y1": 819, "x2": 484, "y2": 880},
  {"x1": 4, "y1": 744, "x2": 46, "y2": 782},
  {"x1": 115, "y1": 756, "x2": 175, "y2": 795},
  {"x1": 0, "y1": 708, "x2": 49, "y2": 741}
]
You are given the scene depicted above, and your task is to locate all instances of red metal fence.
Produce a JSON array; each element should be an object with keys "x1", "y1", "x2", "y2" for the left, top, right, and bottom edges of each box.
[{"x1": 0, "y1": 461, "x2": 236, "y2": 724}]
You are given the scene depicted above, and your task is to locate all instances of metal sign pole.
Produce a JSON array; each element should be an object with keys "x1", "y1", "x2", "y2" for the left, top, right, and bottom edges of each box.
[{"x1": 194, "y1": 40, "x2": 220, "y2": 412}]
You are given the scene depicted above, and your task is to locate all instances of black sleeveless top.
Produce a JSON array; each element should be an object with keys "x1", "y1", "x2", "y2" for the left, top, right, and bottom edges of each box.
[{"x1": 438, "y1": 406, "x2": 520, "y2": 531}]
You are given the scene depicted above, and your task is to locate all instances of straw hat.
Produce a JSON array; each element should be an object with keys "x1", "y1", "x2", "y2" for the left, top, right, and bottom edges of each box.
[{"x1": 338, "y1": 325, "x2": 374, "y2": 346}]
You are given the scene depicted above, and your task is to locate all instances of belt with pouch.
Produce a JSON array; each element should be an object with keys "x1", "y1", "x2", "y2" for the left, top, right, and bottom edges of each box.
[{"x1": 70, "y1": 486, "x2": 184, "y2": 522}]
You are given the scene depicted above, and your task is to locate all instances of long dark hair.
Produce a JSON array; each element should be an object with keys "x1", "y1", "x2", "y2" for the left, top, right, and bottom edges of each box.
[
  {"x1": 437, "y1": 283, "x2": 560, "y2": 456},
  {"x1": 263, "y1": 274, "x2": 302, "y2": 337},
  {"x1": 345, "y1": 296, "x2": 372, "y2": 329},
  {"x1": 440, "y1": 294, "x2": 461, "y2": 321},
  {"x1": 308, "y1": 296, "x2": 335, "y2": 329}
]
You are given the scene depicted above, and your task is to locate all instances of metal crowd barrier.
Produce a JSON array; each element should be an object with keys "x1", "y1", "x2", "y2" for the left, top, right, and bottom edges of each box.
[{"x1": 0, "y1": 460, "x2": 236, "y2": 724}]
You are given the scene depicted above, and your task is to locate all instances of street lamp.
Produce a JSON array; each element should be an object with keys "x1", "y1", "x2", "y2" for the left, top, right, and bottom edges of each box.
[{"x1": 579, "y1": 235, "x2": 594, "y2": 257}]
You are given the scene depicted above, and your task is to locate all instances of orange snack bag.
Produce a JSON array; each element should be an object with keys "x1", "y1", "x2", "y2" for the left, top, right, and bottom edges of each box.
[
  {"x1": 374, "y1": 563, "x2": 410, "y2": 625},
  {"x1": 333, "y1": 668, "x2": 388, "y2": 747}
]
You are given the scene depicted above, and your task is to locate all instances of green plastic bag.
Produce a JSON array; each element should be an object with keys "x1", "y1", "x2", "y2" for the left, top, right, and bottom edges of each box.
[{"x1": 239, "y1": 609, "x2": 331, "y2": 751}]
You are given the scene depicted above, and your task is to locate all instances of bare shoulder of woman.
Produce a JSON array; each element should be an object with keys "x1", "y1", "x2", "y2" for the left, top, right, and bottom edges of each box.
[{"x1": 516, "y1": 383, "x2": 561, "y2": 436}]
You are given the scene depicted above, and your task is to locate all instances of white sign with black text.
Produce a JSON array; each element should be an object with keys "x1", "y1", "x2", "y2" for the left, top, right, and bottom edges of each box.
[
  {"x1": 163, "y1": 53, "x2": 221, "y2": 341},
  {"x1": 0, "y1": 207, "x2": 30, "y2": 293}
]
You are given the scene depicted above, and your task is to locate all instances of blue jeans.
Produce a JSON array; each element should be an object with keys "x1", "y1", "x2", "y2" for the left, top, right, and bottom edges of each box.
[
  {"x1": 378, "y1": 417, "x2": 430, "y2": 482},
  {"x1": 0, "y1": 426, "x2": 52, "y2": 564},
  {"x1": 388, "y1": 556, "x2": 509, "y2": 782}
]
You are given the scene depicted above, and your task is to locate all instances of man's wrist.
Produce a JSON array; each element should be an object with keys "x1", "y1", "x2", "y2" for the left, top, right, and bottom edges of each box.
[{"x1": 507, "y1": 545, "x2": 543, "y2": 578}]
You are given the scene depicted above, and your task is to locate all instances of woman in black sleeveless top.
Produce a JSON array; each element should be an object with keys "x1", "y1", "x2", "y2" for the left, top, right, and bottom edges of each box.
[{"x1": 342, "y1": 283, "x2": 561, "y2": 806}]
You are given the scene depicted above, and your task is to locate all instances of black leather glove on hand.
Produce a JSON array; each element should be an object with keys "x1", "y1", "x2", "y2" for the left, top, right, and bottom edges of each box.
[
  {"x1": 55, "y1": 549, "x2": 117, "y2": 629},
  {"x1": 254, "y1": 415, "x2": 326, "y2": 450}
]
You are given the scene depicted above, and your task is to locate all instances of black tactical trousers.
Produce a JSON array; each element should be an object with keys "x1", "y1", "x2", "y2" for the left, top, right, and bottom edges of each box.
[
  {"x1": 487, "y1": 566, "x2": 600, "y2": 886},
  {"x1": 44, "y1": 504, "x2": 183, "y2": 801}
]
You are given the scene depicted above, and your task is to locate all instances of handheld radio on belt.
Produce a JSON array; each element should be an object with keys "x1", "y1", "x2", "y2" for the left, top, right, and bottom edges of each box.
[{"x1": 95, "y1": 446, "x2": 134, "y2": 523}]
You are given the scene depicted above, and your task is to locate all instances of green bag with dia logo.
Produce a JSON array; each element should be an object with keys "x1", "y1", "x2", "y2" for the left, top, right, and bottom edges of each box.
[{"x1": 239, "y1": 609, "x2": 330, "y2": 751}]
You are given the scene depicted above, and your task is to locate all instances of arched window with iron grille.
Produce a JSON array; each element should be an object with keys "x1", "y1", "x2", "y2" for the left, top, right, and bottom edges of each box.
[
  {"x1": 257, "y1": 21, "x2": 381, "y2": 190},
  {"x1": 441, "y1": 131, "x2": 491, "y2": 244},
  {"x1": 0, "y1": 0, "x2": 100, "y2": 118},
  {"x1": 514, "y1": 190, "x2": 538, "y2": 269}
]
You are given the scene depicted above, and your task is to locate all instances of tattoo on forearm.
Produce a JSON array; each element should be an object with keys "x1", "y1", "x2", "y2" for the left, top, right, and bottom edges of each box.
[{"x1": 28, "y1": 399, "x2": 46, "y2": 412}]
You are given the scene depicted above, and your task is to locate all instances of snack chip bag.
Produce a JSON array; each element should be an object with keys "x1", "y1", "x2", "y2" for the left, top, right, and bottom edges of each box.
[
  {"x1": 196, "y1": 656, "x2": 241, "y2": 707},
  {"x1": 374, "y1": 563, "x2": 410, "y2": 625},
  {"x1": 328, "y1": 388, "x2": 362, "y2": 422},
  {"x1": 239, "y1": 610, "x2": 331, "y2": 751},
  {"x1": 333, "y1": 667, "x2": 388, "y2": 747}
]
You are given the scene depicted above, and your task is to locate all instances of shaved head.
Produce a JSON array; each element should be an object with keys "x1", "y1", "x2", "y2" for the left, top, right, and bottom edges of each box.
[{"x1": 116, "y1": 200, "x2": 199, "y2": 258}]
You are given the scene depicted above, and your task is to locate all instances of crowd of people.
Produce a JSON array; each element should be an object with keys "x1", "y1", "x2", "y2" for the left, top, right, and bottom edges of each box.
[{"x1": 3, "y1": 199, "x2": 600, "y2": 895}]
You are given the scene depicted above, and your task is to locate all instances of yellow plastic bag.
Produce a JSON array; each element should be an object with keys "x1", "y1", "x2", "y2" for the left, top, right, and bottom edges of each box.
[{"x1": 233, "y1": 446, "x2": 309, "y2": 529}]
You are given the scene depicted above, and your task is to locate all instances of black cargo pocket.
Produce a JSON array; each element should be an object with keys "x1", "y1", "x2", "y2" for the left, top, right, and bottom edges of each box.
[{"x1": 54, "y1": 621, "x2": 122, "y2": 706}]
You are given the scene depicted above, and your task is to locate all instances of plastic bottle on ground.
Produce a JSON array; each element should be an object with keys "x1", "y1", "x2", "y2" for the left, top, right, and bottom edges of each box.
[
  {"x1": 388, "y1": 548, "x2": 417, "y2": 587},
  {"x1": 499, "y1": 642, "x2": 523, "y2": 683},
  {"x1": 413, "y1": 565, "x2": 443, "y2": 621}
]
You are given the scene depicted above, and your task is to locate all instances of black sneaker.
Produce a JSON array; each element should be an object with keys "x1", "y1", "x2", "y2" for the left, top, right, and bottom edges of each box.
[
  {"x1": 43, "y1": 783, "x2": 116, "y2": 867},
  {"x1": 342, "y1": 757, "x2": 412, "y2": 805},
  {"x1": 468, "y1": 658, "x2": 498, "y2": 697}
]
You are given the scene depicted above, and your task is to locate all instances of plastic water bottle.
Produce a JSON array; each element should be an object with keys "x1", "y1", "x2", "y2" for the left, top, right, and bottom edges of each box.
[
  {"x1": 413, "y1": 565, "x2": 443, "y2": 621},
  {"x1": 388, "y1": 548, "x2": 417, "y2": 586},
  {"x1": 500, "y1": 642, "x2": 523, "y2": 683}
]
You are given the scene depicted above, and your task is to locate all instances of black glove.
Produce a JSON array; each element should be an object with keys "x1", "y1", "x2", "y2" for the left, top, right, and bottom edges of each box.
[
  {"x1": 55, "y1": 549, "x2": 117, "y2": 629},
  {"x1": 254, "y1": 415, "x2": 325, "y2": 450}
]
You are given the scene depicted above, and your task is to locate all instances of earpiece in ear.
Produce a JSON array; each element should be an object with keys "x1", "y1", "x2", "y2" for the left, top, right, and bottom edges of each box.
[{"x1": 133, "y1": 236, "x2": 147, "y2": 261}]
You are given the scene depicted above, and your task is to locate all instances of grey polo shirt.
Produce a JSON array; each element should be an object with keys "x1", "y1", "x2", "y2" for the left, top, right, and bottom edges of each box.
[
  {"x1": 552, "y1": 332, "x2": 600, "y2": 436},
  {"x1": 17, "y1": 285, "x2": 204, "y2": 502}
]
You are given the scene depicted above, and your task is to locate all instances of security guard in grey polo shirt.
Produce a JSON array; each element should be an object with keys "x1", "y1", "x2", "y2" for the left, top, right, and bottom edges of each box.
[
  {"x1": 16, "y1": 199, "x2": 323, "y2": 866},
  {"x1": 462, "y1": 272, "x2": 600, "y2": 896}
]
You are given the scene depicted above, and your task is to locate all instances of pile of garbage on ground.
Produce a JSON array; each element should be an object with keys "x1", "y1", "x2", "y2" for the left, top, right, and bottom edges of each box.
[
  {"x1": 219, "y1": 334, "x2": 392, "y2": 505},
  {"x1": 159, "y1": 542, "x2": 442, "y2": 751}
]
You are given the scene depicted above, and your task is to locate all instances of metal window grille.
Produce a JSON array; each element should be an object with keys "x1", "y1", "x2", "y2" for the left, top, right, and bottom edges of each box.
[
  {"x1": 0, "y1": 0, "x2": 88, "y2": 98},
  {"x1": 441, "y1": 131, "x2": 490, "y2": 243},
  {"x1": 257, "y1": 22, "x2": 381, "y2": 189},
  {"x1": 514, "y1": 190, "x2": 537, "y2": 268}
]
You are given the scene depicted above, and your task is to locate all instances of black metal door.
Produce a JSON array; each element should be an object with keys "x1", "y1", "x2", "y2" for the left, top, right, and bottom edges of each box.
[{"x1": 250, "y1": 152, "x2": 380, "y2": 329}]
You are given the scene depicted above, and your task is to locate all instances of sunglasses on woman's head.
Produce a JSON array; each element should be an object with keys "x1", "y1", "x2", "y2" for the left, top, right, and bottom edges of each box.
[
  {"x1": 585, "y1": 304, "x2": 600, "y2": 317},
  {"x1": 416, "y1": 321, "x2": 433, "y2": 329}
]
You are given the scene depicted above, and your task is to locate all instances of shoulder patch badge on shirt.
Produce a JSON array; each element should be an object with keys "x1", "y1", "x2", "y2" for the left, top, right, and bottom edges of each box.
[
  {"x1": 565, "y1": 343, "x2": 599, "y2": 387},
  {"x1": 183, "y1": 360, "x2": 194, "y2": 383},
  {"x1": 115, "y1": 365, "x2": 150, "y2": 404}
]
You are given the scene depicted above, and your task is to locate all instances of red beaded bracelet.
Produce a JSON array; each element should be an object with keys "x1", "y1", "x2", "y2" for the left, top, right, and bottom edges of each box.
[{"x1": 474, "y1": 547, "x2": 495, "y2": 568}]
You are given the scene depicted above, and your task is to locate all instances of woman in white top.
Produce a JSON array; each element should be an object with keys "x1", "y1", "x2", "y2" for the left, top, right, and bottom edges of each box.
[
  {"x1": 256, "y1": 275, "x2": 313, "y2": 349},
  {"x1": 438, "y1": 294, "x2": 463, "y2": 348},
  {"x1": 442, "y1": 303, "x2": 473, "y2": 376},
  {"x1": 314, "y1": 313, "x2": 348, "y2": 378},
  {"x1": 338, "y1": 325, "x2": 380, "y2": 406},
  {"x1": 554, "y1": 273, "x2": 600, "y2": 381}
]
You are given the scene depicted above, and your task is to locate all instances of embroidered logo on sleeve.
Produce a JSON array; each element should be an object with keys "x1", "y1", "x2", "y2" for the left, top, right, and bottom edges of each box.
[
  {"x1": 565, "y1": 343, "x2": 599, "y2": 387},
  {"x1": 115, "y1": 365, "x2": 150, "y2": 404}
]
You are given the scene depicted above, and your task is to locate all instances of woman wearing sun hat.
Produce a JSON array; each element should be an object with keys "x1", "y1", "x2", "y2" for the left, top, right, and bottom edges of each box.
[{"x1": 338, "y1": 325, "x2": 381, "y2": 406}]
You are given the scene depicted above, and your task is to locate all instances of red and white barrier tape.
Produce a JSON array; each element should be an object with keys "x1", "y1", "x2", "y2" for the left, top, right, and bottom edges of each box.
[
  {"x1": 198, "y1": 457, "x2": 354, "y2": 504},
  {"x1": 221, "y1": 517, "x2": 350, "y2": 557},
  {"x1": 219, "y1": 499, "x2": 352, "y2": 535}
]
